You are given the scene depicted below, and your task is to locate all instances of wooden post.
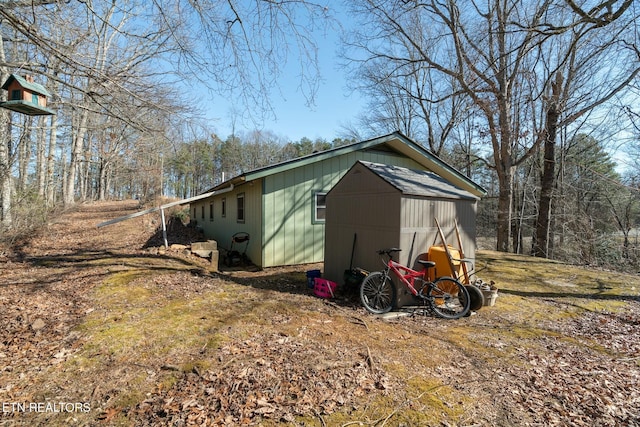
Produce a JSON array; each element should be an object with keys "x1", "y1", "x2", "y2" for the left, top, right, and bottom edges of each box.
[
  {"x1": 454, "y1": 219, "x2": 470, "y2": 284},
  {"x1": 160, "y1": 207, "x2": 168, "y2": 249},
  {"x1": 434, "y1": 217, "x2": 458, "y2": 280}
]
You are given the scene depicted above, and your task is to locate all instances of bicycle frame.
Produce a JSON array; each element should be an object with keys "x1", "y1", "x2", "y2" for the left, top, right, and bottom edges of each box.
[
  {"x1": 361, "y1": 248, "x2": 470, "y2": 318},
  {"x1": 385, "y1": 259, "x2": 426, "y2": 297}
]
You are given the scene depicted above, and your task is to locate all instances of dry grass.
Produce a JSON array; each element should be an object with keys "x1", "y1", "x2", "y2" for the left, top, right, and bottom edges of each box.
[{"x1": 1, "y1": 202, "x2": 639, "y2": 426}]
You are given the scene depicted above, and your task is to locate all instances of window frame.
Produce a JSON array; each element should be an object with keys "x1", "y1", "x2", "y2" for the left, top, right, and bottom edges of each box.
[
  {"x1": 236, "y1": 193, "x2": 245, "y2": 223},
  {"x1": 313, "y1": 191, "x2": 327, "y2": 224}
]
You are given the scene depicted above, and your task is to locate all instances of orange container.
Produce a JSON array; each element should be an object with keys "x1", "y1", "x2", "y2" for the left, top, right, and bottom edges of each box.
[{"x1": 427, "y1": 245, "x2": 463, "y2": 280}]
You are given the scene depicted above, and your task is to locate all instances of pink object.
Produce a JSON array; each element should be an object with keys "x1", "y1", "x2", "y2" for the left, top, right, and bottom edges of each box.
[{"x1": 313, "y1": 278, "x2": 338, "y2": 298}]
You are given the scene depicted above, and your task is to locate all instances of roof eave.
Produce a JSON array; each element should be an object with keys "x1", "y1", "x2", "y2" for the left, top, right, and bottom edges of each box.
[
  {"x1": 243, "y1": 133, "x2": 400, "y2": 181},
  {"x1": 206, "y1": 175, "x2": 246, "y2": 193}
]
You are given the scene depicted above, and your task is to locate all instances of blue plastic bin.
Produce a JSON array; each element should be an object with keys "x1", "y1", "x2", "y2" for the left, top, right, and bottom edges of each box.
[{"x1": 306, "y1": 269, "x2": 321, "y2": 288}]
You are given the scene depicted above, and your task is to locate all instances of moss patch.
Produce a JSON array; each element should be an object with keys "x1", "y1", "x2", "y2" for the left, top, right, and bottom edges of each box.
[{"x1": 18, "y1": 244, "x2": 639, "y2": 426}]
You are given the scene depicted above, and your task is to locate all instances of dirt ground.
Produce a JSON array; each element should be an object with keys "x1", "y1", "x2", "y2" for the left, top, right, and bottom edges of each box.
[{"x1": 1, "y1": 201, "x2": 639, "y2": 426}]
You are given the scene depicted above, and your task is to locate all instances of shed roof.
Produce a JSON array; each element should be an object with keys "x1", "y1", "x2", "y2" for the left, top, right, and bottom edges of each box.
[
  {"x1": 206, "y1": 132, "x2": 486, "y2": 197},
  {"x1": 357, "y1": 161, "x2": 480, "y2": 201}
]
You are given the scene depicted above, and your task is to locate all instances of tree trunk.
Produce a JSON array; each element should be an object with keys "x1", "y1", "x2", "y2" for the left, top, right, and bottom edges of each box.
[
  {"x1": 98, "y1": 159, "x2": 109, "y2": 201},
  {"x1": 533, "y1": 73, "x2": 563, "y2": 258},
  {"x1": 36, "y1": 117, "x2": 47, "y2": 197},
  {"x1": 532, "y1": 131, "x2": 556, "y2": 257},
  {"x1": 46, "y1": 114, "x2": 58, "y2": 206},
  {"x1": 64, "y1": 108, "x2": 88, "y2": 206},
  {"x1": 17, "y1": 116, "x2": 34, "y2": 194},
  {"x1": 496, "y1": 164, "x2": 514, "y2": 252},
  {"x1": 0, "y1": 109, "x2": 11, "y2": 226},
  {"x1": 0, "y1": 48, "x2": 10, "y2": 225}
]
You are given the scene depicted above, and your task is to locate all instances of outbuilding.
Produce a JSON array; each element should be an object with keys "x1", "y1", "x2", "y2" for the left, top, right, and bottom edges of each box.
[
  {"x1": 324, "y1": 161, "x2": 480, "y2": 304},
  {"x1": 190, "y1": 132, "x2": 485, "y2": 269}
]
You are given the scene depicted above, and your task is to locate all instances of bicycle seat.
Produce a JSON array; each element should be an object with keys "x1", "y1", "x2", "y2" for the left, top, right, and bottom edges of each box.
[{"x1": 417, "y1": 260, "x2": 436, "y2": 269}]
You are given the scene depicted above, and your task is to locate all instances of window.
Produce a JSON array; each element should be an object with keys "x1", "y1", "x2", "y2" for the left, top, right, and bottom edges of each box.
[
  {"x1": 201, "y1": 205, "x2": 205, "y2": 219},
  {"x1": 10, "y1": 90, "x2": 21, "y2": 100},
  {"x1": 314, "y1": 191, "x2": 327, "y2": 223},
  {"x1": 237, "y1": 193, "x2": 245, "y2": 223},
  {"x1": 221, "y1": 198, "x2": 226, "y2": 217},
  {"x1": 209, "y1": 202, "x2": 214, "y2": 221}
]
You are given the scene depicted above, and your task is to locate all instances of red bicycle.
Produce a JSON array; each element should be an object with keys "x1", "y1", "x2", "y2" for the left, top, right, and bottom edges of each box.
[{"x1": 360, "y1": 248, "x2": 471, "y2": 319}]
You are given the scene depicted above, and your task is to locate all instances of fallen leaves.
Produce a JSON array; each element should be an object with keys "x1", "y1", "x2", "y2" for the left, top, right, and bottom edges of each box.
[
  {"x1": 2, "y1": 201, "x2": 640, "y2": 426},
  {"x1": 131, "y1": 332, "x2": 392, "y2": 425}
]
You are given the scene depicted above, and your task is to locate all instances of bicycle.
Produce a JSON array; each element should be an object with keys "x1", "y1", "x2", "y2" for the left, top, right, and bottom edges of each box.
[{"x1": 360, "y1": 248, "x2": 471, "y2": 319}]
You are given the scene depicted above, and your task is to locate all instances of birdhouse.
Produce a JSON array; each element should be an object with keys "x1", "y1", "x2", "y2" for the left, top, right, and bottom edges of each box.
[{"x1": 0, "y1": 74, "x2": 55, "y2": 116}]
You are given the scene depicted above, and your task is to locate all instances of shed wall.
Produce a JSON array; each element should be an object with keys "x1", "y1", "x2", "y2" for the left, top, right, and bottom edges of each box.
[
  {"x1": 324, "y1": 164, "x2": 403, "y2": 283},
  {"x1": 398, "y1": 197, "x2": 477, "y2": 274},
  {"x1": 324, "y1": 164, "x2": 478, "y2": 303}
]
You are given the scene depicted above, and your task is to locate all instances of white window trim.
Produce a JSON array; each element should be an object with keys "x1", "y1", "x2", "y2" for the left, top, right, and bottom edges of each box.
[{"x1": 313, "y1": 191, "x2": 327, "y2": 224}]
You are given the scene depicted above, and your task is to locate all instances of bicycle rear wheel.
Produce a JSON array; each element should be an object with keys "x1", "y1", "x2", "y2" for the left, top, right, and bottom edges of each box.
[
  {"x1": 360, "y1": 272, "x2": 396, "y2": 314},
  {"x1": 427, "y1": 277, "x2": 470, "y2": 319}
]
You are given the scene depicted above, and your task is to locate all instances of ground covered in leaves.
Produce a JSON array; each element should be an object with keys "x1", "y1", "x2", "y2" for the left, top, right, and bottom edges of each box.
[{"x1": 1, "y1": 201, "x2": 639, "y2": 426}]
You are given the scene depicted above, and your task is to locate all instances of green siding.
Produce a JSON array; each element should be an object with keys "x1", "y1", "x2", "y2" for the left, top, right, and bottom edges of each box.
[
  {"x1": 193, "y1": 182, "x2": 262, "y2": 266},
  {"x1": 261, "y1": 150, "x2": 423, "y2": 267},
  {"x1": 192, "y1": 146, "x2": 437, "y2": 268}
]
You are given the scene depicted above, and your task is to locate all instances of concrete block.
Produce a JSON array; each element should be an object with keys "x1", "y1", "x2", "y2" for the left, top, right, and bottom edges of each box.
[
  {"x1": 210, "y1": 250, "x2": 219, "y2": 272},
  {"x1": 191, "y1": 240, "x2": 218, "y2": 258}
]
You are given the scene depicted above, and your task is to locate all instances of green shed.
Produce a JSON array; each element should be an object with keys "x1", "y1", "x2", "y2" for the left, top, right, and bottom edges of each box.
[{"x1": 190, "y1": 132, "x2": 485, "y2": 268}]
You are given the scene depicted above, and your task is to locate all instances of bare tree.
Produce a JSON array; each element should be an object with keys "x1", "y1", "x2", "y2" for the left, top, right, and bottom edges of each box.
[
  {"x1": 0, "y1": 0, "x2": 333, "y2": 219},
  {"x1": 345, "y1": 0, "x2": 639, "y2": 253},
  {"x1": 349, "y1": 24, "x2": 471, "y2": 156},
  {"x1": 531, "y1": 0, "x2": 640, "y2": 257}
]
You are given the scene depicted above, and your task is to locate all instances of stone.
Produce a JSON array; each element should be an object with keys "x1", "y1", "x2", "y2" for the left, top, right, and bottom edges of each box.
[
  {"x1": 191, "y1": 249, "x2": 212, "y2": 258},
  {"x1": 191, "y1": 240, "x2": 217, "y2": 252},
  {"x1": 191, "y1": 240, "x2": 219, "y2": 263},
  {"x1": 32, "y1": 318, "x2": 45, "y2": 331}
]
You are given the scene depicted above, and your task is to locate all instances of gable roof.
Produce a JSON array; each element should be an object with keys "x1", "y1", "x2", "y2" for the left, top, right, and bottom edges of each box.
[
  {"x1": 208, "y1": 131, "x2": 486, "y2": 197},
  {"x1": 1, "y1": 74, "x2": 55, "y2": 116},
  {"x1": 356, "y1": 161, "x2": 479, "y2": 201},
  {"x1": 2, "y1": 74, "x2": 51, "y2": 96}
]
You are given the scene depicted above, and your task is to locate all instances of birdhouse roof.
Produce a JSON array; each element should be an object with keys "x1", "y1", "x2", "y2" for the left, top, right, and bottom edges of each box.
[{"x1": 2, "y1": 74, "x2": 51, "y2": 97}]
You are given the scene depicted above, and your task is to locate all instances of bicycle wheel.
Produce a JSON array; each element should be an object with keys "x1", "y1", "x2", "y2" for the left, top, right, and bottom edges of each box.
[
  {"x1": 360, "y1": 272, "x2": 396, "y2": 314},
  {"x1": 427, "y1": 277, "x2": 470, "y2": 319},
  {"x1": 464, "y1": 285, "x2": 484, "y2": 311}
]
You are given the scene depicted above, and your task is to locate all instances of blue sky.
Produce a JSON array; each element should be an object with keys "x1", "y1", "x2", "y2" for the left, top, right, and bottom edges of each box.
[{"x1": 198, "y1": 9, "x2": 365, "y2": 143}]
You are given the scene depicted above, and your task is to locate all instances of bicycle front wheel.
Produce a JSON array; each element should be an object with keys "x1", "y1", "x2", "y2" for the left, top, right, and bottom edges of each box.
[
  {"x1": 360, "y1": 272, "x2": 396, "y2": 314},
  {"x1": 427, "y1": 277, "x2": 470, "y2": 319}
]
